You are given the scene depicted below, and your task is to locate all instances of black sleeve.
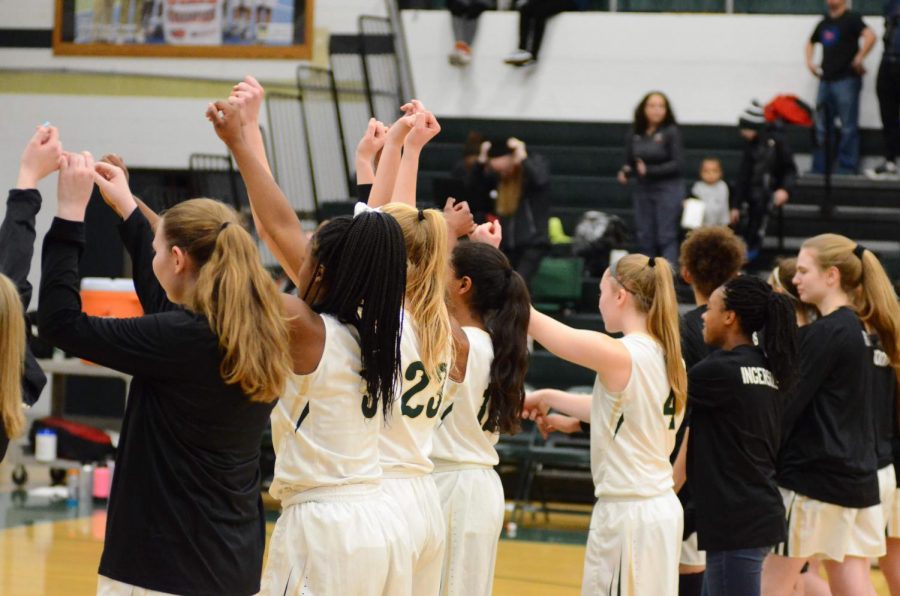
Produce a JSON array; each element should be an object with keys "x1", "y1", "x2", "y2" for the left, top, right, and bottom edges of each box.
[
  {"x1": 118, "y1": 209, "x2": 175, "y2": 315},
  {"x1": 781, "y1": 323, "x2": 838, "y2": 432},
  {"x1": 623, "y1": 131, "x2": 635, "y2": 171},
  {"x1": 644, "y1": 126, "x2": 685, "y2": 180},
  {"x1": 357, "y1": 183, "x2": 372, "y2": 204},
  {"x1": 0, "y1": 189, "x2": 42, "y2": 309},
  {"x1": 853, "y1": 12, "x2": 867, "y2": 36},
  {"x1": 523, "y1": 155, "x2": 551, "y2": 189},
  {"x1": 38, "y1": 218, "x2": 211, "y2": 381},
  {"x1": 810, "y1": 21, "x2": 823, "y2": 43},
  {"x1": 0, "y1": 188, "x2": 48, "y2": 407},
  {"x1": 687, "y1": 356, "x2": 736, "y2": 410},
  {"x1": 774, "y1": 138, "x2": 798, "y2": 196}
]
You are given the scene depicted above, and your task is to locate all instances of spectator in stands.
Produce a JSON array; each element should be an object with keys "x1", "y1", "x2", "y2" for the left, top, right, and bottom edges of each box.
[
  {"x1": 503, "y1": 0, "x2": 588, "y2": 67},
  {"x1": 448, "y1": 0, "x2": 494, "y2": 66},
  {"x1": 866, "y1": 0, "x2": 900, "y2": 179},
  {"x1": 733, "y1": 104, "x2": 797, "y2": 264},
  {"x1": 806, "y1": 0, "x2": 876, "y2": 175},
  {"x1": 450, "y1": 131, "x2": 495, "y2": 221},
  {"x1": 618, "y1": 91, "x2": 685, "y2": 266},
  {"x1": 690, "y1": 158, "x2": 732, "y2": 228},
  {"x1": 468, "y1": 137, "x2": 551, "y2": 286}
]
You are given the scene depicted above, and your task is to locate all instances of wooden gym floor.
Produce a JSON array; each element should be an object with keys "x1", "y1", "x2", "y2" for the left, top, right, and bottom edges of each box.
[{"x1": 0, "y1": 462, "x2": 890, "y2": 595}]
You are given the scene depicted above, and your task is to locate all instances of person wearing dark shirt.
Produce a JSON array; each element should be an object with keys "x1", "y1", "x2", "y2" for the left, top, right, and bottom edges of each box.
[
  {"x1": 38, "y1": 151, "x2": 293, "y2": 595},
  {"x1": 867, "y1": 0, "x2": 900, "y2": 179},
  {"x1": 467, "y1": 137, "x2": 551, "y2": 287},
  {"x1": 450, "y1": 132, "x2": 494, "y2": 222},
  {"x1": 0, "y1": 126, "x2": 59, "y2": 460},
  {"x1": 672, "y1": 226, "x2": 746, "y2": 596},
  {"x1": 762, "y1": 233, "x2": 900, "y2": 596},
  {"x1": 806, "y1": 0, "x2": 876, "y2": 174},
  {"x1": 687, "y1": 276, "x2": 798, "y2": 596},
  {"x1": 503, "y1": 0, "x2": 588, "y2": 66},
  {"x1": 733, "y1": 105, "x2": 798, "y2": 263},
  {"x1": 619, "y1": 91, "x2": 686, "y2": 266}
]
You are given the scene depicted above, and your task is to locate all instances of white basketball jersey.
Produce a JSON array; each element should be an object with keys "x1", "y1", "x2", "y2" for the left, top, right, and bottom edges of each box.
[
  {"x1": 590, "y1": 333, "x2": 682, "y2": 499},
  {"x1": 431, "y1": 327, "x2": 499, "y2": 469},
  {"x1": 379, "y1": 312, "x2": 451, "y2": 477},
  {"x1": 269, "y1": 315, "x2": 382, "y2": 501}
]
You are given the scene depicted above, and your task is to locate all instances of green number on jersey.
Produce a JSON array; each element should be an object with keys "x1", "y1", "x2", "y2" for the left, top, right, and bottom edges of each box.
[
  {"x1": 663, "y1": 391, "x2": 675, "y2": 430},
  {"x1": 401, "y1": 361, "x2": 429, "y2": 418},
  {"x1": 361, "y1": 394, "x2": 377, "y2": 419},
  {"x1": 476, "y1": 388, "x2": 491, "y2": 430}
]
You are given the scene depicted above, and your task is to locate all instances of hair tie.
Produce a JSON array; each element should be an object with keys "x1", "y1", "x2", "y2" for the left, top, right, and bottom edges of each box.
[
  {"x1": 853, "y1": 243, "x2": 866, "y2": 260},
  {"x1": 417, "y1": 209, "x2": 426, "y2": 222},
  {"x1": 647, "y1": 256, "x2": 656, "y2": 268}
]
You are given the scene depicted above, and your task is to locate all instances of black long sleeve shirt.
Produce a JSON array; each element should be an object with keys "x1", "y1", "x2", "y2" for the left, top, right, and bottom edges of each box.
[
  {"x1": 38, "y1": 211, "x2": 274, "y2": 595},
  {"x1": 777, "y1": 307, "x2": 879, "y2": 508},
  {"x1": 623, "y1": 124, "x2": 685, "y2": 183},
  {"x1": 0, "y1": 188, "x2": 48, "y2": 459}
]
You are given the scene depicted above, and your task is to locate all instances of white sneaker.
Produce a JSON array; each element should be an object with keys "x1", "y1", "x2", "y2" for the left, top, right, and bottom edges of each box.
[
  {"x1": 864, "y1": 160, "x2": 899, "y2": 180},
  {"x1": 503, "y1": 49, "x2": 535, "y2": 66},
  {"x1": 448, "y1": 42, "x2": 472, "y2": 66}
]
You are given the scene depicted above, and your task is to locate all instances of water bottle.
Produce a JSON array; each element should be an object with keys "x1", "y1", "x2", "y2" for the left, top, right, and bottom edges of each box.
[
  {"x1": 35, "y1": 429, "x2": 57, "y2": 462},
  {"x1": 66, "y1": 469, "x2": 79, "y2": 507}
]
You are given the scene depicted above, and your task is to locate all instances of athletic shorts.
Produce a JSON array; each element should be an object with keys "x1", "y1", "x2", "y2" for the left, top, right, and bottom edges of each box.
[
  {"x1": 97, "y1": 577, "x2": 178, "y2": 595},
  {"x1": 259, "y1": 484, "x2": 413, "y2": 596},
  {"x1": 773, "y1": 487, "x2": 886, "y2": 561},
  {"x1": 878, "y1": 465, "x2": 899, "y2": 539},
  {"x1": 383, "y1": 474, "x2": 446, "y2": 596},
  {"x1": 680, "y1": 531, "x2": 706, "y2": 567},
  {"x1": 432, "y1": 466, "x2": 505, "y2": 596},
  {"x1": 582, "y1": 491, "x2": 683, "y2": 596}
]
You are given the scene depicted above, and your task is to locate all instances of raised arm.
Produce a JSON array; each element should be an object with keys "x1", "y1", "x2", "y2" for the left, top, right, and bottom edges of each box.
[
  {"x1": 393, "y1": 110, "x2": 441, "y2": 206},
  {"x1": 227, "y1": 76, "x2": 296, "y2": 282},
  {"x1": 99, "y1": 154, "x2": 160, "y2": 230},
  {"x1": 207, "y1": 99, "x2": 307, "y2": 287},
  {"x1": 367, "y1": 111, "x2": 416, "y2": 208},
  {"x1": 528, "y1": 307, "x2": 632, "y2": 391},
  {"x1": 356, "y1": 117, "x2": 387, "y2": 188}
]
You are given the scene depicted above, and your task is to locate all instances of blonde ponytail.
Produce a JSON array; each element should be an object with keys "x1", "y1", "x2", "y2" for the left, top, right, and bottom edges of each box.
[
  {"x1": 381, "y1": 203, "x2": 452, "y2": 377},
  {"x1": 162, "y1": 199, "x2": 292, "y2": 403},
  {"x1": 0, "y1": 274, "x2": 26, "y2": 438},
  {"x1": 612, "y1": 254, "x2": 687, "y2": 415},
  {"x1": 803, "y1": 234, "x2": 900, "y2": 403}
]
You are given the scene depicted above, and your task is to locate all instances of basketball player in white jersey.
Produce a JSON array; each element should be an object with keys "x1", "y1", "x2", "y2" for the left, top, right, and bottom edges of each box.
[
  {"x1": 210, "y1": 89, "x2": 414, "y2": 595},
  {"x1": 524, "y1": 254, "x2": 686, "y2": 596},
  {"x1": 431, "y1": 229, "x2": 530, "y2": 596}
]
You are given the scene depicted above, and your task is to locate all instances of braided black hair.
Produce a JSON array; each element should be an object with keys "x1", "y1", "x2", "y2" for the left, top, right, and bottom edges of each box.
[
  {"x1": 308, "y1": 213, "x2": 407, "y2": 419},
  {"x1": 451, "y1": 242, "x2": 530, "y2": 434},
  {"x1": 723, "y1": 276, "x2": 799, "y2": 391}
]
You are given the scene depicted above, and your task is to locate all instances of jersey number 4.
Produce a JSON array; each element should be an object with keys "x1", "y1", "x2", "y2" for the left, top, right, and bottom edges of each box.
[
  {"x1": 663, "y1": 391, "x2": 675, "y2": 430},
  {"x1": 401, "y1": 361, "x2": 446, "y2": 419}
]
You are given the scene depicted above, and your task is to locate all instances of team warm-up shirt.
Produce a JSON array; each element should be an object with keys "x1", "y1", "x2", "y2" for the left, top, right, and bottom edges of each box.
[
  {"x1": 687, "y1": 345, "x2": 786, "y2": 551},
  {"x1": 269, "y1": 315, "x2": 381, "y2": 501},
  {"x1": 431, "y1": 327, "x2": 499, "y2": 469},
  {"x1": 868, "y1": 332, "x2": 898, "y2": 475},
  {"x1": 591, "y1": 334, "x2": 682, "y2": 498},
  {"x1": 673, "y1": 304, "x2": 711, "y2": 538},
  {"x1": 778, "y1": 307, "x2": 879, "y2": 508},
  {"x1": 39, "y1": 212, "x2": 273, "y2": 595},
  {"x1": 379, "y1": 311, "x2": 451, "y2": 477}
]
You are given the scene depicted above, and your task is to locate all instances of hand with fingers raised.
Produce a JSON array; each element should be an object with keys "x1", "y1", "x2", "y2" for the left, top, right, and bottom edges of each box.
[
  {"x1": 57, "y1": 151, "x2": 96, "y2": 222},
  {"x1": 400, "y1": 99, "x2": 427, "y2": 116},
  {"x1": 357, "y1": 117, "x2": 388, "y2": 164},
  {"x1": 206, "y1": 100, "x2": 244, "y2": 148},
  {"x1": 19, "y1": 125, "x2": 63, "y2": 190},
  {"x1": 93, "y1": 160, "x2": 137, "y2": 219},
  {"x1": 229, "y1": 75, "x2": 265, "y2": 127}
]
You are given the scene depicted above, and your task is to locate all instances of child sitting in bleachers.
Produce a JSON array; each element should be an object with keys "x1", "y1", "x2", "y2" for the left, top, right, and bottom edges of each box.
[{"x1": 690, "y1": 157, "x2": 731, "y2": 227}]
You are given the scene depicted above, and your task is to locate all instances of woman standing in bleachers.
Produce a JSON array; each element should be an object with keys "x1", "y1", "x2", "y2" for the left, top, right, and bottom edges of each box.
[{"x1": 618, "y1": 91, "x2": 686, "y2": 266}]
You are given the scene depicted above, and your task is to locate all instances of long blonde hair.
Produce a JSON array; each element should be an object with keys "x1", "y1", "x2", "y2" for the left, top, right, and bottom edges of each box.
[
  {"x1": 381, "y1": 203, "x2": 452, "y2": 377},
  {"x1": 0, "y1": 274, "x2": 25, "y2": 438},
  {"x1": 162, "y1": 199, "x2": 292, "y2": 403},
  {"x1": 611, "y1": 254, "x2": 687, "y2": 415},
  {"x1": 802, "y1": 234, "x2": 900, "y2": 401}
]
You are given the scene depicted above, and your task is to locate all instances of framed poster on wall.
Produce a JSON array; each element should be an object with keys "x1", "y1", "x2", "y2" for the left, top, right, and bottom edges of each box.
[{"x1": 54, "y1": 0, "x2": 314, "y2": 59}]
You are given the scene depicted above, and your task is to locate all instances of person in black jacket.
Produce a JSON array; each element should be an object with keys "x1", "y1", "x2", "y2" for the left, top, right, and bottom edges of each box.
[
  {"x1": 469, "y1": 137, "x2": 551, "y2": 287},
  {"x1": 733, "y1": 104, "x2": 798, "y2": 263},
  {"x1": 38, "y1": 150, "x2": 293, "y2": 595},
  {"x1": 618, "y1": 91, "x2": 685, "y2": 266},
  {"x1": 0, "y1": 126, "x2": 59, "y2": 461},
  {"x1": 762, "y1": 233, "x2": 900, "y2": 596},
  {"x1": 688, "y1": 276, "x2": 798, "y2": 596}
]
